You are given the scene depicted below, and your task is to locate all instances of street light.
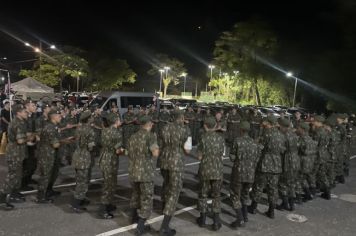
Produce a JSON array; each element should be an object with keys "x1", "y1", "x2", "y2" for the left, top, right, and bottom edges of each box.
[
  {"x1": 208, "y1": 65, "x2": 215, "y2": 92},
  {"x1": 181, "y1": 72, "x2": 187, "y2": 93},
  {"x1": 77, "y1": 71, "x2": 82, "y2": 92},
  {"x1": 34, "y1": 47, "x2": 41, "y2": 53},
  {"x1": 233, "y1": 70, "x2": 239, "y2": 76},
  {"x1": 50, "y1": 45, "x2": 56, "y2": 49},
  {"x1": 25, "y1": 42, "x2": 31, "y2": 47},
  {"x1": 286, "y1": 72, "x2": 297, "y2": 107},
  {"x1": 159, "y1": 69, "x2": 164, "y2": 92}
]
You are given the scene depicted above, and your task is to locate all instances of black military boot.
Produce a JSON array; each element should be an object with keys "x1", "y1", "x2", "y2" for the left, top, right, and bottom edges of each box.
[
  {"x1": 131, "y1": 208, "x2": 139, "y2": 224},
  {"x1": 106, "y1": 204, "x2": 116, "y2": 212},
  {"x1": 247, "y1": 200, "x2": 258, "y2": 214},
  {"x1": 344, "y1": 168, "x2": 349, "y2": 177},
  {"x1": 135, "y1": 217, "x2": 151, "y2": 236},
  {"x1": 0, "y1": 193, "x2": 14, "y2": 210},
  {"x1": 70, "y1": 198, "x2": 87, "y2": 213},
  {"x1": 231, "y1": 208, "x2": 245, "y2": 229},
  {"x1": 35, "y1": 191, "x2": 54, "y2": 204},
  {"x1": 80, "y1": 198, "x2": 91, "y2": 206},
  {"x1": 288, "y1": 198, "x2": 295, "y2": 211},
  {"x1": 303, "y1": 188, "x2": 313, "y2": 202},
  {"x1": 10, "y1": 192, "x2": 26, "y2": 203},
  {"x1": 242, "y1": 204, "x2": 248, "y2": 222},
  {"x1": 310, "y1": 187, "x2": 316, "y2": 197},
  {"x1": 98, "y1": 204, "x2": 114, "y2": 219},
  {"x1": 196, "y1": 212, "x2": 208, "y2": 227},
  {"x1": 339, "y1": 175, "x2": 345, "y2": 184},
  {"x1": 212, "y1": 213, "x2": 222, "y2": 231},
  {"x1": 321, "y1": 189, "x2": 331, "y2": 200},
  {"x1": 276, "y1": 196, "x2": 289, "y2": 211},
  {"x1": 295, "y1": 194, "x2": 303, "y2": 205},
  {"x1": 159, "y1": 215, "x2": 176, "y2": 236},
  {"x1": 46, "y1": 188, "x2": 61, "y2": 198},
  {"x1": 264, "y1": 203, "x2": 275, "y2": 219}
]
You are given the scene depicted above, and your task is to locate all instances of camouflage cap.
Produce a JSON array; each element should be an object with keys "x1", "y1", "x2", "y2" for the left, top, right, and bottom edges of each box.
[
  {"x1": 299, "y1": 122, "x2": 310, "y2": 131},
  {"x1": 106, "y1": 113, "x2": 120, "y2": 125},
  {"x1": 314, "y1": 115, "x2": 325, "y2": 123},
  {"x1": 279, "y1": 118, "x2": 290, "y2": 128},
  {"x1": 80, "y1": 110, "x2": 92, "y2": 121},
  {"x1": 240, "y1": 121, "x2": 250, "y2": 131},
  {"x1": 12, "y1": 104, "x2": 26, "y2": 114},
  {"x1": 264, "y1": 115, "x2": 277, "y2": 125},
  {"x1": 48, "y1": 108, "x2": 61, "y2": 117},
  {"x1": 204, "y1": 117, "x2": 216, "y2": 129},
  {"x1": 139, "y1": 115, "x2": 152, "y2": 124}
]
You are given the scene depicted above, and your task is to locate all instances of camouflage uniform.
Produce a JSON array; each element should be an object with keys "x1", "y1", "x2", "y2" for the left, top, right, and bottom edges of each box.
[
  {"x1": 99, "y1": 126, "x2": 123, "y2": 205},
  {"x1": 335, "y1": 123, "x2": 347, "y2": 178},
  {"x1": 160, "y1": 121, "x2": 190, "y2": 216},
  {"x1": 1, "y1": 117, "x2": 27, "y2": 195},
  {"x1": 127, "y1": 128, "x2": 158, "y2": 219},
  {"x1": 248, "y1": 113, "x2": 262, "y2": 140},
  {"x1": 123, "y1": 111, "x2": 137, "y2": 148},
  {"x1": 326, "y1": 125, "x2": 339, "y2": 188},
  {"x1": 227, "y1": 112, "x2": 242, "y2": 144},
  {"x1": 279, "y1": 129, "x2": 300, "y2": 199},
  {"x1": 251, "y1": 127, "x2": 286, "y2": 206},
  {"x1": 197, "y1": 130, "x2": 225, "y2": 214},
  {"x1": 194, "y1": 110, "x2": 204, "y2": 144},
  {"x1": 185, "y1": 109, "x2": 196, "y2": 144},
  {"x1": 157, "y1": 110, "x2": 171, "y2": 168},
  {"x1": 230, "y1": 133, "x2": 261, "y2": 209},
  {"x1": 299, "y1": 132, "x2": 318, "y2": 190},
  {"x1": 72, "y1": 123, "x2": 95, "y2": 201},
  {"x1": 37, "y1": 121, "x2": 60, "y2": 199}
]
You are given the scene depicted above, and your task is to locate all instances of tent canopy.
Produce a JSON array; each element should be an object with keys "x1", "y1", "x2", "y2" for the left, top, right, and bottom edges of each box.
[{"x1": 11, "y1": 77, "x2": 54, "y2": 93}]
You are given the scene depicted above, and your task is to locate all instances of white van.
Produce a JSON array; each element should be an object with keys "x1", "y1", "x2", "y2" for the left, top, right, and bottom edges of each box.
[{"x1": 89, "y1": 91, "x2": 159, "y2": 117}]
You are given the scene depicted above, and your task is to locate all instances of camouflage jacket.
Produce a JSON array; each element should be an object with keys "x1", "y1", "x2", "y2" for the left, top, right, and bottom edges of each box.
[
  {"x1": 159, "y1": 111, "x2": 171, "y2": 123},
  {"x1": 185, "y1": 111, "x2": 196, "y2": 122},
  {"x1": 327, "y1": 128, "x2": 340, "y2": 162},
  {"x1": 230, "y1": 134, "x2": 262, "y2": 183},
  {"x1": 72, "y1": 123, "x2": 96, "y2": 170},
  {"x1": 127, "y1": 128, "x2": 158, "y2": 182},
  {"x1": 123, "y1": 111, "x2": 136, "y2": 124},
  {"x1": 312, "y1": 126, "x2": 329, "y2": 165},
  {"x1": 99, "y1": 126, "x2": 123, "y2": 169},
  {"x1": 37, "y1": 122, "x2": 60, "y2": 163},
  {"x1": 299, "y1": 134, "x2": 318, "y2": 174},
  {"x1": 26, "y1": 113, "x2": 36, "y2": 134},
  {"x1": 337, "y1": 124, "x2": 347, "y2": 155},
  {"x1": 6, "y1": 117, "x2": 27, "y2": 162},
  {"x1": 282, "y1": 129, "x2": 301, "y2": 173},
  {"x1": 197, "y1": 131, "x2": 225, "y2": 180},
  {"x1": 35, "y1": 115, "x2": 49, "y2": 136},
  {"x1": 258, "y1": 127, "x2": 286, "y2": 174},
  {"x1": 160, "y1": 122, "x2": 191, "y2": 172},
  {"x1": 65, "y1": 115, "x2": 78, "y2": 137}
]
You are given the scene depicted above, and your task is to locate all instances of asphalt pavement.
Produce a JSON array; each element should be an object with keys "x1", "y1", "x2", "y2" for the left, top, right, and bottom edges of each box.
[{"x1": 1, "y1": 149, "x2": 356, "y2": 236}]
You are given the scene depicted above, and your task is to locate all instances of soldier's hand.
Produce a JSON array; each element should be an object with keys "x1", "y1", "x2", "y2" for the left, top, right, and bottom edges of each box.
[{"x1": 152, "y1": 148, "x2": 159, "y2": 158}]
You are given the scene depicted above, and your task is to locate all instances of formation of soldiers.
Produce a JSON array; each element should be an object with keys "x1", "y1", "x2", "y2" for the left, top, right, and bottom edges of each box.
[{"x1": 0, "y1": 99, "x2": 354, "y2": 236}]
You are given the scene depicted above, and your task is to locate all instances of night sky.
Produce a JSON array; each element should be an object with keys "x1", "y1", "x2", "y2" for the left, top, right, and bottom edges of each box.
[{"x1": 0, "y1": 0, "x2": 355, "y2": 96}]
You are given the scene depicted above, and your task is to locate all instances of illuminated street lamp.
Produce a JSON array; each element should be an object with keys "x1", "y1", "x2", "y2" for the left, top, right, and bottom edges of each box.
[
  {"x1": 233, "y1": 70, "x2": 239, "y2": 76},
  {"x1": 50, "y1": 45, "x2": 56, "y2": 49},
  {"x1": 25, "y1": 42, "x2": 31, "y2": 47},
  {"x1": 286, "y1": 72, "x2": 297, "y2": 107},
  {"x1": 159, "y1": 69, "x2": 164, "y2": 92},
  {"x1": 77, "y1": 71, "x2": 82, "y2": 92},
  {"x1": 180, "y1": 72, "x2": 187, "y2": 93}
]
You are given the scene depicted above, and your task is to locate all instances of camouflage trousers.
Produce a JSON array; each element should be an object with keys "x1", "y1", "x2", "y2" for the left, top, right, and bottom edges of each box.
[
  {"x1": 22, "y1": 146, "x2": 37, "y2": 186},
  {"x1": 278, "y1": 172, "x2": 298, "y2": 198},
  {"x1": 37, "y1": 159, "x2": 55, "y2": 198},
  {"x1": 100, "y1": 166, "x2": 117, "y2": 205},
  {"x1": 1, "y1": 160, "x2": 23, "y2": 195},
  {"x1": 316, "y1": 162, "x2": 332, "y2": 190},
  {"x1": 335, "y1": 151, "x2": 345, "y2": 176},
  {"x1": 161, "y1": 169, "x2": 183, "y2": 216},
  {"x1": 198, "y1": 179, "x2": 222, "y2": 213},
  {"x1": 74, "y1": 168, "x2": 89, "y2": 200},
  {"x1": 251, "y1": 173, "x2": 279, "y2": 204},
  {"x1": 130, "y1": 182, "x2": 154, "y2": 219},
  {"x1": 47, "y1": 154, "x2": 60, "y2": 191},
  {"x1": 301, "y1": 172, "x2": 316, "y2": 189},
  {"x1": 230, "y1": 181, "x2": 252, "y2": 209}
]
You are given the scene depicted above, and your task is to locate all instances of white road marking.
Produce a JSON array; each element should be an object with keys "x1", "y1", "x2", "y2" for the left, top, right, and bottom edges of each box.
[{"x1": 21, "y1": 156, "x2": 230, "y2": 195}]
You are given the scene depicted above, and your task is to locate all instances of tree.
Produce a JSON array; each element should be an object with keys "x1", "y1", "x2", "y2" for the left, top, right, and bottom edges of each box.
[
  {"x1": 19, "y1": 46, "x2": 89, "y2": 91},
  {"x1": 148, "y1": 54, "x2": 186, "y2": 97},
  {"x1": 90, "y1": 58, "x2": 136, "y2": 90},
  {"x1": 213, "y1": 19, "x2": 278, "y2": 105}
]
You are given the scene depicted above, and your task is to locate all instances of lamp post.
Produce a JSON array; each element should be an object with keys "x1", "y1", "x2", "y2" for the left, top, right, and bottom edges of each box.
[
  {"x1": 77, "y1": 71, "x2": 82, "y2": 92},
  {"x1": 208, "y1": 65, "x2": 215, "y2": 92},
  {"x1": 286, "y1": 72, "x2": 297, "y2": 107},
  {"x1": 181, "y1": 72, "x2": 187, "y2": 93},
  {"x1": 159, "y1": 69, "x2": 164, "y2": 92}
]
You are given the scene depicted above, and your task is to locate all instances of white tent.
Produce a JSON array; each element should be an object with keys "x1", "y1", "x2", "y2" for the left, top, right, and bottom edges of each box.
[{"x1": 10, "y1": 77, "x2": 55, "y2": 100}]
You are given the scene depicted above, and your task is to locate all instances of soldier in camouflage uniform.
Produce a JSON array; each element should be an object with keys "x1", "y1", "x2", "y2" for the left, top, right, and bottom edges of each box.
[
  {"x1": 335, "y1": 114, "x2": 347, "y2": 183},
  {"x1": 249, "y1": 116, "x2": 286, "y2": 219},
  {"x1": 148, "y1": 105, "x2": 159, "y2": 134},
  {"x1": 185, "y1": 106, "x2": 196, "y2": 144},
  {"x1": 98, "y1": 113, "x2": 123, "y2": 219},
  {"x1": 127, "y1": 115, "x2": 159, "y2": 235},
  {"x1": 311, "y1": 115, "x2": 331, "y2": 200},
  {"x1": 22, "y1": 100, "x2": 38, "y2": 191},
  {"x1": 0, "y1": 104, "x2": 28, "y2": 210},
  {"x1": 157, "y1": 106, "x2": 171, "y2": 168},
  {"x1": 194, "y1": 107, "x2": 204, "y2": 144},
  {"x1": 229, "y1": 121, "x2": 262, "y2": 228},
  {"x1": 227, "y1": 107, "x2": 242, "y2": 146},
  {"x1": 277, "y1": 119, "x2": 300, "y2": 211},
  {"x1": 160, "y1": 110, "x2": 191, "y2": 236},
  {"x1": 324, "y1": 116, "x2": 338, "y2": 189},
  {"x1": 36, "y1": 108, "x2": 65, "y2": 203},
  {"x1": 123, "y1": 105, "x2": 137, "y2": 148},
  {"x1": 196, "y1": 117, "x2": 225, "y2": 231},
  {"x1": 248, "y1": 108, "x2": 262, "y2": 140},
  {"x1": 70, "y1": 111, "x2": 96, "y2": 212},
  {"x1": 59, "y1": 108, "x2": 78, "y2": 165},
  {"x1": 297, "y1": 122, "x2": 318, "y2": 200}
]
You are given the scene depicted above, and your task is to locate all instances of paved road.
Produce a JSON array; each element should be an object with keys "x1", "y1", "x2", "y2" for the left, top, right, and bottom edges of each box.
[{"x1": 1, "y1": 150, "x2": 356, "y2": 236}]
